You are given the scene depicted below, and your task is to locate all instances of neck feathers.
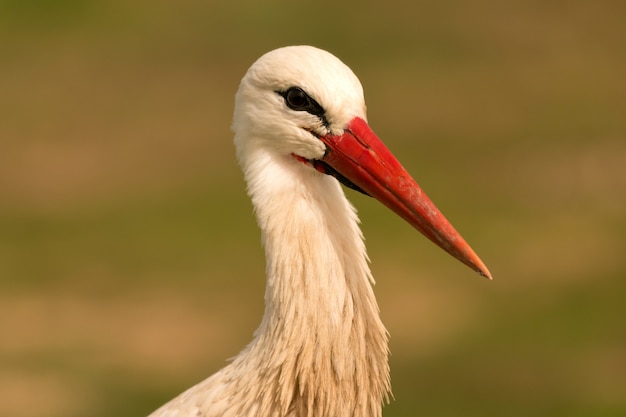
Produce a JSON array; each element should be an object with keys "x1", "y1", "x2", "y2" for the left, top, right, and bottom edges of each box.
[
  {"x1": 150, "y1": 148, "x2": 391, "y2": 417},
  {"x1": 240, "y1": 149, "x2": 390, "y2": 417}
]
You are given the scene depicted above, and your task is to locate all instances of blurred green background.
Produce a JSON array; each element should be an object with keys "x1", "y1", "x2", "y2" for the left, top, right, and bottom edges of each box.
[{"x1": 1, "y1": 0, "x2": 625, "y2": 416}]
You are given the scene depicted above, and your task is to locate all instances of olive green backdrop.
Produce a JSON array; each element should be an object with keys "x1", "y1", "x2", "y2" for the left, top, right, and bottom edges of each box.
[{"x1": 1, "y1": 1, "x2": 625, "y2": 416}]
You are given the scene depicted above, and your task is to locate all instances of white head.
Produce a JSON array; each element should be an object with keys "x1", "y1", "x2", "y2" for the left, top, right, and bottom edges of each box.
[
  {"x1": 231, "y1": 45, "x2": 491, "y2": 279},
  {"x1": 233, "y1": 45, "x2": 366, "y2": 161}
]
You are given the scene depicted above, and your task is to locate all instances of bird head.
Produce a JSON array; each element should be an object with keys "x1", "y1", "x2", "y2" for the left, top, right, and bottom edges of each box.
[
  {"x1": 232, "y1": 45, "x2": 491, "y2": 279},
  {"x1": 233, "y1": 45, "x2": 365, "y2": 161}
]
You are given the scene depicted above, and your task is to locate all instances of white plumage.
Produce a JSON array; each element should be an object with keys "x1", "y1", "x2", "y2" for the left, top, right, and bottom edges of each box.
[{"x1": 149, "y1": 45, "x2": 490, "y2": 417}]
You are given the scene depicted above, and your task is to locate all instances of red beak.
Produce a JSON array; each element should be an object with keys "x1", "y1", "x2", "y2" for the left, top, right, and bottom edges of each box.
[{"x1": 318, "y1": 117, "x2": 491, "y2": 279}]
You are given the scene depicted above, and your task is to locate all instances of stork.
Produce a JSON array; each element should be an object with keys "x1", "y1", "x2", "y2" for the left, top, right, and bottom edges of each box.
[{"x1": 149, "y1": 45, "x2": 490, "y2": 417}]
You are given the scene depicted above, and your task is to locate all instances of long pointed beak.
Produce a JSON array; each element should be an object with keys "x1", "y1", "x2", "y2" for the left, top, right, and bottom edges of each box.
[{"x1": 319, "y1": 117, "x2": 491, "y2": 279}]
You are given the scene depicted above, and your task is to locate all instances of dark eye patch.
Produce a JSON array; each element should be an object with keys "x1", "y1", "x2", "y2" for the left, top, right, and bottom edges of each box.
[{"x1": 277, "y1": 87, "x2": 328, "y2": 126}]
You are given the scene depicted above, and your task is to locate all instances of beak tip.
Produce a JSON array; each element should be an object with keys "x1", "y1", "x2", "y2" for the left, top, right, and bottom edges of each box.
[
  {"x1": 460, "y1": 246, "x2": 491, "y2": 280},
  {"x1": 474, "y1": 260, "x2": 492, "y2": 280}
]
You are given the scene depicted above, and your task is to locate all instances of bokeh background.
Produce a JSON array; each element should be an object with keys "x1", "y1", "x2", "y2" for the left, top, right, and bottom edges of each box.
[{"x1": 1, "y1": 1, "x2": 625, "y2": 416}]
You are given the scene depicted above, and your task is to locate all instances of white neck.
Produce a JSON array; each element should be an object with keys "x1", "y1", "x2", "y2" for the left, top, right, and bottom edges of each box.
[
  {"x1": 238, "y1": 147, "x2": 390, "y2": 416},
  {"x1": 150, "y1": 146, "x2": 390, "y2": 417}
]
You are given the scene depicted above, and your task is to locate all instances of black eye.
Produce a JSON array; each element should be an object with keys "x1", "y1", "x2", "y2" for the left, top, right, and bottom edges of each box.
[
  {"x1": 278, "y1": 87, "x2": 326, "y2": 120},
  {"x1": 285, "y1": 87, "x2": 310, "y2": 110}
]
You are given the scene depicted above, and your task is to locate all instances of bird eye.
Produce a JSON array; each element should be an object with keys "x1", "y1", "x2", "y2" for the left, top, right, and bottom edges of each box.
[
  {"x1": 285, "y1": 87, "x2": 309, "y2": 110},
  {"x1": 278, "y1": 87, "x2": 326, "y2": 120}
]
